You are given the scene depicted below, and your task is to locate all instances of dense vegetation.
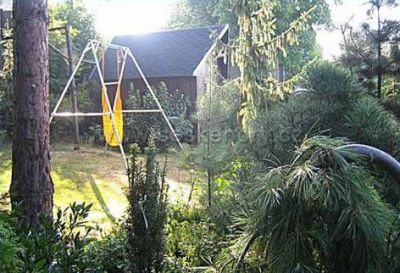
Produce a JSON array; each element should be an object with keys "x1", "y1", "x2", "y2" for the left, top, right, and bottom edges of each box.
[{"x1": 1, "y1": 0, "x2": 399, "y2": 272}]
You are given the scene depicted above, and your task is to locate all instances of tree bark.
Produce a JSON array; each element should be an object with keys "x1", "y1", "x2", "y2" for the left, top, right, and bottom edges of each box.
[{"x1": 10, "y1": 0, "x2": 54, "y2": 227}]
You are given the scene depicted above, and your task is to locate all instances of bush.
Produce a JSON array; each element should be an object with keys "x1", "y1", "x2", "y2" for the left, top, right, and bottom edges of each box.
[
  {"x1": 125, "y1": 82, "x2": 193, "y2": 150},
  {"x1": 14, "y1": 202, "x2": 99, "y2": 273},
  {"x1": 249, "y1": 62, "x2": 400, "y2": 166},
  {"x1": 235, "y1": 136, "x2": 396, "y2": 273},
  {"x1": 345, "y1": 97, "x2": 400, "y2": 155},
  {"x1": 125, "y1": 141, "x2": 168, "y2": 273},
  {"x1": 164, "y1": 204, "x2": 232, "y2": 273},
  {"x1": 86, "y1": 226, "x2": 131, "y2": 273},
  {"x1": 0, "y1": 209, "x2": 24, "y2": 272}
]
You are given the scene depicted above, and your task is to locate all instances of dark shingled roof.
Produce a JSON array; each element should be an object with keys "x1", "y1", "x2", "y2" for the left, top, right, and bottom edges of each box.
[{"x1": 104, "y1": 25, "x2": 227, "y2": 81}]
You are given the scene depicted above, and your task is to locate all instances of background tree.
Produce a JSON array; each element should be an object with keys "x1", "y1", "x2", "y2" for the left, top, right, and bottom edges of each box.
[
  {"x1": 0, "y1": 24, "x2": 13, "y2": 143},
  {"x1": 340, "y1": 0, "x2": 400, "y2": 99},
  {"x1": 48, "y1": 1, "x2": 98, "y2": 141},
  {"x1": 167, "y1": 0, "x2": 238, "y2": 34},
  {"x1": 167, "y1": 0, "x2": 331, "y2": 77},
  {"x1": 229, "y1": 0, "x2": 317, "y2": 129},
  {"x1": 10, "y1": 0, "x2": 54, "y2": 226},
  {"x1": 169, "y1": 0, "x2": 329, "y2": 130},
  {"x1": 0, "y1": 1, "x2": 98, "y2": 144}
]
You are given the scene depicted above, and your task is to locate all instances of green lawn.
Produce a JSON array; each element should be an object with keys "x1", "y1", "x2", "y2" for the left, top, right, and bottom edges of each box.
[{"x1": 0, "y1": 144, "x2": 192, "y2": 231}]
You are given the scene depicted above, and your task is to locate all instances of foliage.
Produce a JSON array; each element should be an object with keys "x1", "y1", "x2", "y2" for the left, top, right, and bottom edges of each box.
[
  {"x1": 0, "y1": 24, "x2": 14, "y2": 142},
  {"x1": 83, "y1": 124, "x2": 104, "y2": 146},
  {"x1": 18, "y1": 202, "x2": 96, "y2": 273},
  {"x1": 339, "y1": 0, "x2": 400, "y2": 98},
  {"x1": 273, "y1": 0, "x2": 331, "y2": 72},
  {"x1": 187, "y1": 78, "x2": 250, "y2": 207},
  {"x1": 165, "y1": 205, "x2": 223, "y2": 272},
  {"x1": 197, "y1": 79, "x2": 241, "y2": 142},
  {"x1": 249, "y1": 62, "x2": 400, "y2": 166},
  {"x1": 0, "y1": 198, "x2": 24, "y2": 272},
  {"x1": 234, "y1": 136, "x2": 396, "y2": 273},
  {"x1": 86, "y1": 226, "x2": 131, "y2": 273},
  {"x1": 48, "y1": 1, "x2": 98, "y2": 142},
  {"x1": 345, "y1": 97, "x2": 400, "y2": 155},
  {"x1": 168, "y1": 0, "x2": 331, "y2": 73},
  {"x1": 195, "y1": 78, "x2": 242, "y2": 179},
  {"x1": 125, "y1": 142, "x2": 168, "y2": 272},
  {"x1": 228, "y1": 1, "x2": 318, "y2": 129},
  {"x1": 169, "y1": 0, "x2": 330, "y2": 130},
  {"x1": 0, "y1": 202, "x2": 102, "y2": 273},
  {"x1": 167, "y1": 0, "x2": 239, "y2": 35},
  {"x1": 125, "y1": 82, "x2": 193, "y2": 150}
]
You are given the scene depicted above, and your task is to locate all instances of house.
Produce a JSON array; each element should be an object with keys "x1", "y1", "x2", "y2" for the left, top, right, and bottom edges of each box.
[{"x1": 101, "y1": 25, "x2": 229, "y2": 115}]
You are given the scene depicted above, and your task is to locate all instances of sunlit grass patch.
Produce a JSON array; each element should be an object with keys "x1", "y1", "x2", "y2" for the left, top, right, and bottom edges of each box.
[{"x1": 0, "y1": 144, "x2": 193, "y2": 231}]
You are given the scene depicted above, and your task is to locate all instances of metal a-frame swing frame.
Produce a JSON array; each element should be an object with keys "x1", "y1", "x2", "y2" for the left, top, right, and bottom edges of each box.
[{"x1": 50, "y1": 40, "x2": 183, "y2": 169}]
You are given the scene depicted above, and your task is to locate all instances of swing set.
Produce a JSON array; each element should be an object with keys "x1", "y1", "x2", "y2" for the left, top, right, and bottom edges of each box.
[{"x1": 50, "y1": 40, "x2": 183, "y2": 169}]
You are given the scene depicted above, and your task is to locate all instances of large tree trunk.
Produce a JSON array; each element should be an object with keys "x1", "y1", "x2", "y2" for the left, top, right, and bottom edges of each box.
[{"x1": 10, "y1": 0, "x2": 54, "y2": 227}]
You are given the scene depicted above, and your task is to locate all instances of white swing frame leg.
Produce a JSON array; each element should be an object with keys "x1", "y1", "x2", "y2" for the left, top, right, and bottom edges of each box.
[
  {"x1": 91, "y1": 41, "x2": 128, "y2": 169},
  {"x1": 51, "y1": 42, "x2": 92, "y2": 123},
  {"x1": 50, "y1": 39, "x2": 185, "y2": 170}
]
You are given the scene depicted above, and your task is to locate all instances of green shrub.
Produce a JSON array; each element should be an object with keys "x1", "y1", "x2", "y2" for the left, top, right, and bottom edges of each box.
[
  {"x1": 17, "y1": 202, "x2": 99, "y2": 273},
  {"x1": 87, "y1": 226, "x2": 131, "y2": 273},
  {"x1": 125, "y1": 142, "x2": 168, "y2": 273},
  {"x1": 235, "y1": 136, "x2": 396, "y2": 273},
  {"x1": 164, "y1": 204, "x2": 231, "y2": 273},
  {"x1": 0, "y1": 210, "x2": 24, "y2": 272},
  {"x1": 125, "y1": 82, "x2": 193, "y2": 150},
  {"x1": 305, "y1": 62, "x2": 364, "y2": 103},
  {"x1": 345, "y1": 97, "x2": 400, "y2": 155},
  {"x1": 84, "y1": 124, "x2": 104, "y2": 146},
  {"x1": 249, "y1": 62, "x2": 400, "y2": 166}
]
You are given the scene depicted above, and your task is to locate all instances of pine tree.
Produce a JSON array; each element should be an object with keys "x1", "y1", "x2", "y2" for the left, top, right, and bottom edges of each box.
[
  {"x1": 225, "y1": 0, "x2": 317, "y2": 130},
  {"x1": 10, "y1": 0, "x2": 54, "y2": 227}
]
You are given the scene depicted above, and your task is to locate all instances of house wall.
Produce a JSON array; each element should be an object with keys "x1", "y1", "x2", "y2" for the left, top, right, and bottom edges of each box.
[
  {"x1": 193, "y1": 60, "x2": 208, "y2": 99},
  {"x1": 193, "y1": 29, "x2": 229, "y2": 98}
]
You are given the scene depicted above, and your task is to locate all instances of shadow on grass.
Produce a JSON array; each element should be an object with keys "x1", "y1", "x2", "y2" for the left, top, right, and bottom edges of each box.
[
  {"x1": 86, "y1": 173, "x2": 117, "y2": 224},
  {"x1": 52, "y1": 158, "x2": 119, "y2": 224},
  {"x1": 53, "y1": 164, "x2": 118, "y2": 224}
]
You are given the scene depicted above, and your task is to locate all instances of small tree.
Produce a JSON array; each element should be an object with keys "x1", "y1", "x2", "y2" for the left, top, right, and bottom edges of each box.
[{"x1": 126, "y1": 141, "x2": 168, "y2": 273}]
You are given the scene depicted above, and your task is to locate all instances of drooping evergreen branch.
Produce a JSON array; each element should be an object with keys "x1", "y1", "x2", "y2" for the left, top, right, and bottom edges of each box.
[{"x1": 226, "y1": 1, "x2": 318, "y2": 131}]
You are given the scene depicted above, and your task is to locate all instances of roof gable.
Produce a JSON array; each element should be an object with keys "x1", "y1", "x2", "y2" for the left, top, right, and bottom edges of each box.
[{"x1": 104, "y1": 25, "x2": 227, "y2": 80}]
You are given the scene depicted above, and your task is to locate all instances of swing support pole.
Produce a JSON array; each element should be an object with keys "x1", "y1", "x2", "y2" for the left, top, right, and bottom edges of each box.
[{"x1": 50, "y1": 39, "x2": 184, "y2": 169}]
